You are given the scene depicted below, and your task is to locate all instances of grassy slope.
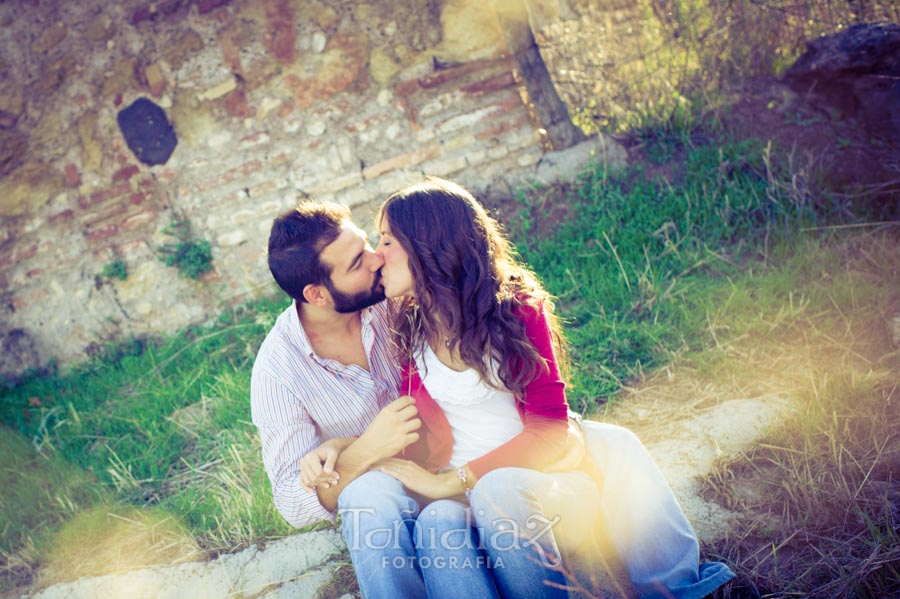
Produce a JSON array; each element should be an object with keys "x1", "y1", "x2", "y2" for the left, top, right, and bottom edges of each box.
[{"x1": 2, "y1": 133, "x2": 898, "y2": 596}]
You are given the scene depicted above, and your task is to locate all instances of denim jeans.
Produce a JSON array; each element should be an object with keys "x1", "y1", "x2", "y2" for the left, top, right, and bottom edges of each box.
[
  {"x1": 338, "y1": 471, "x2": 499, "y2": 599},
  {"x1": 579, "y1": 421, "x2": 735, "y2": 598},
  {"x1": 339, "y1": 422, "x2": 734, "y2": 598}
]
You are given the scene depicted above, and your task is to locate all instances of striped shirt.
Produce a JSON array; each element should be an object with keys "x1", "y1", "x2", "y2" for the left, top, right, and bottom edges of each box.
[{"x1": 250, "y1": 300, "x2": 401, "y2": 528}]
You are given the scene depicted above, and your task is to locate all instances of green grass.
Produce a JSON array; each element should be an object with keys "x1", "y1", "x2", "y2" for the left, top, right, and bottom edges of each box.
[
  {"x1": 0, "y1": 294, "x2": 296, "y2": 590},
  {"x1": 512, "y1": 135, "x2": 820, "y2": 410},
  {"x1": 1, "y1": 131, "x2": 897, "y2": 596}
]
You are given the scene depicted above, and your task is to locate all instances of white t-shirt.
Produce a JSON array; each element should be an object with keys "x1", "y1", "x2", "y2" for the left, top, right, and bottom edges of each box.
[{"x1": 415, "y1": 344, "x2": 523, "y2": 468}]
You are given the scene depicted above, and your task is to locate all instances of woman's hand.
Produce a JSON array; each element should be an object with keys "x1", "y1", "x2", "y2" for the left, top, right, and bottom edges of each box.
[
  {"x1": 374, "y1": 458, "x2": 461, "y2": 500},
  {"x1": 299, "y1": 437, "x2": 354, "y2": 491}
]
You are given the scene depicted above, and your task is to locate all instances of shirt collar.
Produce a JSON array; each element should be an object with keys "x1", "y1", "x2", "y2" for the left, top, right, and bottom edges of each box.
[{"x1": 289, "y1": 300, "x2": 381, "y2": 366}]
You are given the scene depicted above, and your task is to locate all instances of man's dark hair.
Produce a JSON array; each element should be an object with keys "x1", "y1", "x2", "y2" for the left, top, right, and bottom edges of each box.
[{"x1": 267, "y1": 202, "x2": 350, "y2": 302}]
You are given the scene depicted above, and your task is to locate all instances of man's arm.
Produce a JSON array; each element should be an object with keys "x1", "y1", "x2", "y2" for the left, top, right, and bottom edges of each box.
[
  {"x1": 314, "y1": 395, "x2": 420, "y2": 511},
  {"x1": 252, "y1": 372, "x2": 335, "y2": 528}
]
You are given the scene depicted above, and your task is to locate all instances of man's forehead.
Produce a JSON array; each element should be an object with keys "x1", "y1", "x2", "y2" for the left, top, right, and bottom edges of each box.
[{"x1": 319, "y1": 220, "x2": 365, "y2": 269}]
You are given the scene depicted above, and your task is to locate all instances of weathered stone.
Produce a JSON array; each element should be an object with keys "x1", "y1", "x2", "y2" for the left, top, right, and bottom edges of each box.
[
  {"x1": 0, "y1": 328, "x2": 40, "y2": 377},
  {"x1": 282, "y1": 33, "x2": 369, "y2": 109},
  {"x1": 437, "y1": 0, "x2": 505, "y2": 62},
  {"x1": 311, "y1": 31, "x2": 327, "y2": 54},
  {"x1": 102, "y1": 56, "x2": 137, "y2": 98},
  {"x1": 218, "y1": 230, "x2": 247, "y2": 247},
  {"x1": 306, "y1": 120, "x2": 327, "y2": 136},
  {"x1": 198, "y1": 76, "x2": 238, "y2": 102},
  {"x1": 84, "y1": 16, "x2": 114, "y2": 42},
  {"x1": 784, "y1": 22, "x2": 900, "y2": 144},
  {"x1": 0, "y1": 87, "x2": 24, "y2": 128},
  {"x1": 0, "y1": 162, "x2": 64, "y2": 216},
  {"x1": 32, "y1": 22, "x2": 67, "y2": 54},
  {"x1": 145, "y1": 63, "x2": 166, "y2": 96},
  {"x1": 169, "y1": 95, "x2": 218, "y2": 149},
  {"x1": 256, "y1": 97, "x2": 281, "y2": 120},
  {"x1": 370, "y1": 47, "x2": 400, "y2": 86},
  {"x1": 159, "y1": 29, "x2": 204, "y2": 71},
  {"x1": 0, "y1": 129, "x2": 27, "y2": 178},
  {"x1": 301, "y1": 1, "x2": 338, "y2": 30},
  {"x1": 38, "y1": 54, "x2": 78, "y2": 93},
  {"x1": 77, "y1": 111, "x2": 103, "y2": 171}
]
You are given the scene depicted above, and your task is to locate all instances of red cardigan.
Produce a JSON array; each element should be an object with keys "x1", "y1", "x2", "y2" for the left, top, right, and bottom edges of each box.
[{"x1": 400, "y1": 301, "x2": 570, "y2": 479}]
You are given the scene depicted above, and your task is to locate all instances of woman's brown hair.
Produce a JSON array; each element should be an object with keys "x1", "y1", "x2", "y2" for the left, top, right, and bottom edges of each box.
[{"x1": 378, "y1": 177, "x2": 568, "y2": 398}]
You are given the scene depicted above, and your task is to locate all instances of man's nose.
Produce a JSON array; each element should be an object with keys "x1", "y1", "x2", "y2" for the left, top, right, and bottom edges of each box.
[{"x1": 366, "y1": 249, "x2": 384, "y2": 271}]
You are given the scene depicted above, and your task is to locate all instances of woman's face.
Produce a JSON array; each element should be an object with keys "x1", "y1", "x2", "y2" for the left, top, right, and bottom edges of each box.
[{"x1": 374, "y1": 217, "x2": 415, "y2": 298}]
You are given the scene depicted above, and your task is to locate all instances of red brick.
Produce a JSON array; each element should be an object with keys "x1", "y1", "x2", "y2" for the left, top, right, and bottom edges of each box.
[
  {"x1": 16, "y1": 244, "x2": 38, "y2": 262},
  {"x1": 462, "y1": 72, "x2": 516, "y2": 95},
  {"x1": 201, "y1": 159, "x2": 264, "y2": 190},
  {"x1": 64, "y1": 163, "x2": 81, "y2": 188},
  {"x1": 83, "y1": 203, "x2": 127, "y2": 227},
  {"x1": 238, "y1": 131, "x2": 268, "y2": 147},
  {"x1": 249, "y1": 179, "x2": 283, "y2": 197},
  {"x1": 128, "y1": 192, "x2": 147, "y2": 205},
  {"x1": 86, "y1": 224, "x2": 119, "y2": 241},
  {"x1": 86, "y1": 181, "x2": 132, "y2": 207},
  {"x1": 48, "y1": 209, "x2": 75, "y2": 225},
  {"x1": 113, "y1": 165, "x2": 140, "y2": 182},
  {"x1": 265, "y1": 0, "x2": 296, "y2": 64},
  {"x1": 394, "y1": 79, "x2": 421, "y2": 97},
  {"x1": 120, "y1": 210, "x2": 158, "y2": 231},
  {"x1": 344, "y1": 112, "x2": 390, "y2": 134},
  {"x1": 225, "y1": 88, "x2": 253, "y2": 118},
  {"x1": 500, "y1": 93, "x2": 524, "y2": 111},
  {"x1": 476, "y1": 113, "x2": 530, "y2": 140},
  {"x1": 362, "y1": 145, "x2": 440, "y2": 179},
  {"x1": 270, "y1": 152, "x2": 291, "y2": 166}
]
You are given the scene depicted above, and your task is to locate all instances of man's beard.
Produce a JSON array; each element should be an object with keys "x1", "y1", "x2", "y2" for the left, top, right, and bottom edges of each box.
[{"x1": 324, "y1": 275, "x2": 386, "y2": 313}]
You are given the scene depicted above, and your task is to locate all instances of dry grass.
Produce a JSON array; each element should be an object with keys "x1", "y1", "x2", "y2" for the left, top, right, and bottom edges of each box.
[{"x1": 580, "y1": 230, "x2": 900, "y2": 597}]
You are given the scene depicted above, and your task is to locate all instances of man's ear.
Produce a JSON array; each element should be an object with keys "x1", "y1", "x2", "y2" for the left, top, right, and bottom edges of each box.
[{"x1": 302, "y1": 283, "x2": 330, "y2": 306}]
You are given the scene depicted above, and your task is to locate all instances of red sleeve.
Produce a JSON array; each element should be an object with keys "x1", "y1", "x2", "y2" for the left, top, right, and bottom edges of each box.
[{"x1": 467, "y1": 301, "x2": 569, "y2": 479}]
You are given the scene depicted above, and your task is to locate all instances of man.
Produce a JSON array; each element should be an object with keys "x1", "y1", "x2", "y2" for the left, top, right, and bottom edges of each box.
[
  {"x1": 252, "y1": 201, "x2": 734, "y2": 599},
  {"x1": 251, "y1": 202, "x2": 497, "y2": 597}
]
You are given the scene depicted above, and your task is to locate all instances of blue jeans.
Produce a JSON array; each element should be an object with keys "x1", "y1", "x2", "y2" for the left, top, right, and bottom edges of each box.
[
  {"x1": 581, "y1": 421, "x2": 735, "y2": 598},
  {"x1": 338, "y1": 471, "x2": 499, "y2": 599},
  {"x1": 339, "y1": 423, "x2": 734, "y2": 598}
]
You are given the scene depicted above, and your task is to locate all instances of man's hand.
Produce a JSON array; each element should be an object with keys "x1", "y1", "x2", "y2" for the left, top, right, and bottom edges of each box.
[
  {"x1": 355, "y1": 395, "x2": 421, "y2": 462},
  {"x1": 299, "y1": 437, "x2": 353, "y2": 492},
  {"x1": 312, "y1": 396, "x2": 421, "y2": 511},
  {"x1": 542, "y1": 415, "x2": 586, "y2": 473}
]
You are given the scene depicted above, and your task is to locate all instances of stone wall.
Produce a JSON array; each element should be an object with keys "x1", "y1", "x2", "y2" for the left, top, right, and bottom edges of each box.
[{"x1": 0, "y1": 0, "x2": 623, "y2": 375}]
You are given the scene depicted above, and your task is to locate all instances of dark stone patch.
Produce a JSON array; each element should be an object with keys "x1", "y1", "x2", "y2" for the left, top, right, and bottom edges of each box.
[{"x1": 116, "y1": 98, "x2": 178, "y2": 166}]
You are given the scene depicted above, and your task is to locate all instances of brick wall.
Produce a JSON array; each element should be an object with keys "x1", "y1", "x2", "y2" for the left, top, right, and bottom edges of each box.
[{"x1": 0, "y1": 0, "x2": 623, "y2": 375}]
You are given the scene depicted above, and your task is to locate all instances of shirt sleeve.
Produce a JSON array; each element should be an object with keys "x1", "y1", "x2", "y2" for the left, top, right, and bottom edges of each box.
[
  {"x1": 250, "y1": 370, "x2": 335, "y2": 528},
  {"x1": 466, "y1": 301, "x2": 569, "y2": 478}
]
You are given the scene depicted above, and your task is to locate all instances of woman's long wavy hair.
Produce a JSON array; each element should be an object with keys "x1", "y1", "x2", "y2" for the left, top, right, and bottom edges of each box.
[{"x1": 378, "y1": 177, "x2": 568, "y2": 398}]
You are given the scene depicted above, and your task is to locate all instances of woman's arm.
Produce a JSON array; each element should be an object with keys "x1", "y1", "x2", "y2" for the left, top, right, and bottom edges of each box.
[{"x1": 466, "y1": 301, "x2": 570, "y2": 480}]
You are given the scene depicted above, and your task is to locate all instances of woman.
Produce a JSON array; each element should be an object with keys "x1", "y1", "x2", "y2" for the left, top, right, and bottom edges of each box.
[{"x1": 371, "y1": 177, "x2": 735, "y2": 598}]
